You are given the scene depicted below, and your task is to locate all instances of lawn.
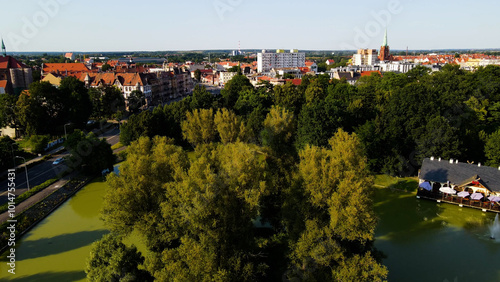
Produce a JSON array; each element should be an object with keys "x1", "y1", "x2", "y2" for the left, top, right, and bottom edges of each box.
[{"x1": 374, "y1": 174, "x2": 418, "y2": 192}]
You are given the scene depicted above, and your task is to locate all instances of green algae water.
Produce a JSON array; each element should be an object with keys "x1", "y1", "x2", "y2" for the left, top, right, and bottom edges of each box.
[
  {"x1": 374, "y1": 187, "x2": 500, "y2": 281},
  {"x1": 0, "y1": 180, "x2": 109, "y2": 281}
]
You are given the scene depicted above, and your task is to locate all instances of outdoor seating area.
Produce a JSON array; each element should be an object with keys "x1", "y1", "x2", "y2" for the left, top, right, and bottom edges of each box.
[
  {"x1": 417, "y1": 158, "x2": 500, "y2": 213},
  {"x1": 417, "y1": 183, "x2": 500, "y2": 213}
]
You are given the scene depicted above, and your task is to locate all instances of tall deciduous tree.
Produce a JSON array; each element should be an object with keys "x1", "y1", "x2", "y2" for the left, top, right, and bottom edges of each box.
[
  {"x1": 0, "y1": 94, "x2": 17, "y2": 129},
  {"x1": 485, "y1": 129, "x2": 500, "y2": 167},
  {"x1": 181, "y1": 108, "x2": 217, "y2": 146},
  {"x1": 214, "y1": 108, "x2": 248, "y2": 144},
  {"x1": 59, "y1": 76, "x2": 93, "y2": 127},
  {"x1": 221, "y1": 74, "x2": 253, "y2": 108},
  {"x1": 86, "y1": 233, "x2": 153, "y2": 281},
  {"x1": 65, "y1": 130, "x2": 115, "y2": 175},
  {"x1": 261, "y1": 105, "x2": 295, "y2": 155},
  {"x1": 16, "y1": 81, "x2": 67, "y2": 136},
  {"x1": 286, "y1": 129, "x2": 387, "y2": 281},
  {"x1": 127, "y1": 90, "x2": 145, "y2": 114}
]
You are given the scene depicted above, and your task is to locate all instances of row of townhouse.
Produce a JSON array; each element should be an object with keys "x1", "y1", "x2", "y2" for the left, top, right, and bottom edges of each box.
[{"x1": 41, "y1": 62, "x2": 193, "y2": 108}]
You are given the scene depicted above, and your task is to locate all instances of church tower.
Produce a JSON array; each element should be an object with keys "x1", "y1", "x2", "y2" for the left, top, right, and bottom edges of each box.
[
  {"x1": 1, "y1": 39, "x2": 6, "y2": 57},
  {"x1": 378, "y1": 29, "x2": 391, "y2": 62}
]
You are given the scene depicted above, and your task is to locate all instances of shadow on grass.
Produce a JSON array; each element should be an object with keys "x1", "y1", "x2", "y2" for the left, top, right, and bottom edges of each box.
[
  {"x1": 387, "y1": 179, "x2": 418, "y2": 192},
  {"x1": 11, "y1": 270, "x2": 86, "y2": 282},
  {"x1": 14, "y1": 230, "x2": 109, "y2": 261}
]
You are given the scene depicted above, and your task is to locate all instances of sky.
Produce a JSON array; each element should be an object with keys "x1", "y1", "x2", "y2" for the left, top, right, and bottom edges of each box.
[{"x1": 0, "y1": 0, "x2": 499, "y2": 52}]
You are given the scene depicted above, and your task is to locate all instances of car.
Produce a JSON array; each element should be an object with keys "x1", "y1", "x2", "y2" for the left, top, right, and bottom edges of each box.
[{"x1": 52, "y1": 157, "x2": 65, "y2": 165}]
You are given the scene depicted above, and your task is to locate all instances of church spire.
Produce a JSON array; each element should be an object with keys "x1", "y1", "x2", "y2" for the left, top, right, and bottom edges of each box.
[
  {"x1": 1, "y1": 38, "x2": 6, "y2": 57},
  {"x1": 382, "y1": 29, "x2": 388, "y2": 47}
]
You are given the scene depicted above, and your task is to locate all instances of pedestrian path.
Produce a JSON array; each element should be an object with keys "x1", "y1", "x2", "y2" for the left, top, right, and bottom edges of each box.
[{"x1": 0, "y1": 173, "x2": 73, "y2": 224}]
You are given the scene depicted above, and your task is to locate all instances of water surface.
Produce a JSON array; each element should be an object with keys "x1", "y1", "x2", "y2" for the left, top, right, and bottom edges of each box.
[{"x1": 374, "y1": 187, "x2": 500, "y2": 281}]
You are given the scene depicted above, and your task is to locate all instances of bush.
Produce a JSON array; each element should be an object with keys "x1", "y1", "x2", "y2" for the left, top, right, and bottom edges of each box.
[{"x1": 29, "y1": 135, "x2": 50, "y2": 154}]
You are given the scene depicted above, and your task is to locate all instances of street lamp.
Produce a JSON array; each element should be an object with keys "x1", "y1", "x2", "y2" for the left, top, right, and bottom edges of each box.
[
  {"x1": 64, "y1": 123, "x2": 71, "y2": 140},
  {"x1": 15, "y1": 156, "x2": 30, "y2": 191}
]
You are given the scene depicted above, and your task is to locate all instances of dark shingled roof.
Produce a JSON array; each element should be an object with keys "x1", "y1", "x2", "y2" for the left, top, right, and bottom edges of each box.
[{"x1": 420, "y1": 158, "x2": 500, "y2": 192}]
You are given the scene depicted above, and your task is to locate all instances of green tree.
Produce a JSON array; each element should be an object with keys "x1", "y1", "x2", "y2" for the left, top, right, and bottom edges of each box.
[
  {"x1": 214, "y1": 108, "x2": 248, "y2": 144},
  {"x1": 287, "y1": 129, "x2": 387, "y2": 281},
  {"x1": 261, "y1": 106, "x2": 295, "y2": 155},
  {"x1": 153, "y1": 142, "x2": 268, "y2": 281},
  {"x1": 181, "y1": 108, "x2": 217, "y2": 147},
  {"x1": 16, "y1": 81, "x2": 67, "y2": 136},
  {"x1": 0, "y1": 94, "x2": 17, "y2": 129},
  {"x1": 102, "y1": 138, "x2": 269, "y2": 280},
  {"x1": 194, "y1": 69, "x2": 202, "y2": 81},
  {"x1": 485, "y1": 129, "x2": 500, "y2": 167},
  {"x1": 190, "y1": 84, "x2": 214, "y2": 109},
  {"x1": 221, "y1": 74, "x2": 253, "y2": 108},
  {"x1": 59, "y1": 76, "x2": 93, "y2": 127},
  {"x1": 102, "y1": 137, "x2": 189, "y2": 250},
  {"x1": 415, "y1": 115, "x2": 461, "y2": 163},
  {"x1": 90, "y1": 86, "x2": 125, "y2": 120},
  {"x1": 0, "y1": 136, "x2": 18, "y2": 170},
  {"x1": 304, "y1": 79, "x2": 326, "y2": 104},
  {"x1": 65, "y1": 130, "x2": 115, "y2": 175},
  {"x1": 101, "y1": 63, "x2": 112, "y2": 72},
  {"x1": 273, "y1": 82, "x2": 304, "y2": 115},
  {"x1": 86, "y1": 233, "x2": 153, "y2": 282},
  {"x1": 127, "y1": 90, "x2": 145, "y2": 114}
]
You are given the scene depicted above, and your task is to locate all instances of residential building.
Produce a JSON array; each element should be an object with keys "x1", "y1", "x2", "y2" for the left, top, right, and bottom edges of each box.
[
  {"x1": 219, "y1": 72, "x2": 237, "y2": 86},
  {"x1": 353, "y1": 49, "x2": 378, "y2": 66},
  {"x1": 257, "y1": 49, "x2": 305, "y2": 73},
  {"x1": 42, "y1": 63, "x2": 89, "y2": 77},
  {"x1": 269, "y1": 67, "x2": 302, "y2": 78},
  {"x1": 65, "y1": 52, "x2": 75, "y2": 61},
  {"x1": 326, "y1": 59, "x2": 336, "y2": 65}
]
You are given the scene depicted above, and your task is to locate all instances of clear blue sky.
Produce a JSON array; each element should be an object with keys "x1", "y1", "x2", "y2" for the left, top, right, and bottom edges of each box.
[{"x1": 1, "y1": 0, "x2": 499, "y2": 52}]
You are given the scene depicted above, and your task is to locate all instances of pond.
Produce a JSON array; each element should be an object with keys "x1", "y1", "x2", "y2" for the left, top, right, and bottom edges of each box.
[
  {"x1": 0, "y1": 180, "x2": 109, "y2": 281},
  {"x1": 374, "y1": 186, "x2": 500, "y2": 282}
]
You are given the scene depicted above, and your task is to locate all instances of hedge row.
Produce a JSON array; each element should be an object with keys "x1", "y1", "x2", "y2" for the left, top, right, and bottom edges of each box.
[{"x1": 0, "y1": 178, "x2": 58, "y2": 214}]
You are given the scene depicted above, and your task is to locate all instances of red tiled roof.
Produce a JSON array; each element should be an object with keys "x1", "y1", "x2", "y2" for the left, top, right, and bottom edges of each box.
[
  {"x1": 0, "y1": 56, "x2": 27, "y2": 69},
  {"x1": 0, "y1": 80, "x2": 8, "y2": 88},
  {"x1": 361, "y1": 71, "x2": 382, "y2": 77},
  {"x1": 285, "y1": 78, "x2": 302, "y2": 86},
  {"x1": 43, "y1": 63, "x2": 89, "y2": 74},
  {"x1": 258, "y1": 76, "x2": 272, "y2": 81},
  {"x1": 79, "y1": 72, "x2": 147, "y2": 87}
]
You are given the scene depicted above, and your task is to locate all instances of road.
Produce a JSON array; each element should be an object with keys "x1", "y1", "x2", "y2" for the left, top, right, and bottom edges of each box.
[{"x1": 0, "y1": 126, "x2": 120, "y2": 206}]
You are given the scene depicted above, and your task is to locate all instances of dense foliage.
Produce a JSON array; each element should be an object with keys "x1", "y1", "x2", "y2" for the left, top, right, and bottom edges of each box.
[
  {"x1": 92, "y1": 65, "x2": 500, "y2": 280},
  {"x1": 0, "y1": 77, "x2": 124, "y2": 137},
  {"x1": 121, "y1": 65, "x2": 500, "y2": 174}
]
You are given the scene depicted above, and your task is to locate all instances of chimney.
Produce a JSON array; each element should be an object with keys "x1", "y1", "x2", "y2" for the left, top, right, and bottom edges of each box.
[
  {"x1": 430, "y1": 156, "x2": 434, "y2": 161},
  {"x1": 449, "y1": 159, "x2": 454, "y2": 164},
  {"x1": 455, "y1": 159, "x2": 458, "y2": 164},
  {"x1": 478, "y1": 163, "x2": 481, "y2": 167},
  {"x1": 439, "y1": 157, "x2": 442, "y2": 162}
]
